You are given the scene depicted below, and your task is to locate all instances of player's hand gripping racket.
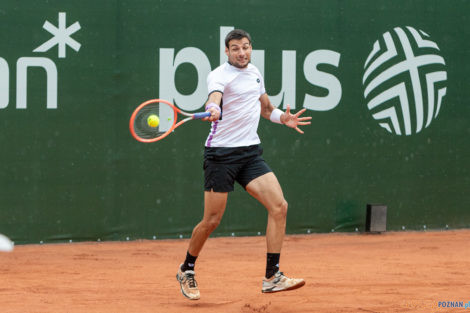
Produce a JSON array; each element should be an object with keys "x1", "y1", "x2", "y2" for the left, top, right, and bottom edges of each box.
[{"x1": 129, "y1": 99, "x2": 211, "y2": 143}]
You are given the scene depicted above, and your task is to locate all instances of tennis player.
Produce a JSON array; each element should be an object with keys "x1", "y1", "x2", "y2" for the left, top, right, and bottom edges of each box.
[{"x1": 176, "y1": 29, "x2": 311, "y2": 300}]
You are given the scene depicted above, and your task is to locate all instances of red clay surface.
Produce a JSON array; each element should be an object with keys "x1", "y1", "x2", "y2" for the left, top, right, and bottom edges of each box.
[{"x1": 1, "y1": 230, "x2": 469, "y2": 313}]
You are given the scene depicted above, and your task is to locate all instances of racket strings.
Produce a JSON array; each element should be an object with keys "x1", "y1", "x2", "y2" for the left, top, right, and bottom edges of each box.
[{"x1": 133, "y1": 103, "x2": 172, "y2": 140}]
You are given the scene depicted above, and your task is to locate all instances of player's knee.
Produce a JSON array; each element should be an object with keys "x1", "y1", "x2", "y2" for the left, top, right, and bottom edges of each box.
[
  {"x1": 203, "y1": 216, "x2": 222, "y2": 232},
  {"x1": 270, "y1": 199, "x2": 288, "y2": 220}
]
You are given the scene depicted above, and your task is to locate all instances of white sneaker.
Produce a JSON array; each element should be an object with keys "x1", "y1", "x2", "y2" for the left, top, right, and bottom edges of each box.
[
  {"x1": 176, "y1": 264, "x2": 200, "y2": 300},
  {"x1": 262, "y1": 271, "x2": 305, "y2": 293}
]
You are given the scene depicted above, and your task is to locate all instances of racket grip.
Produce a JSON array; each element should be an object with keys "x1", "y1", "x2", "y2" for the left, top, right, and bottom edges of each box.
[{"x1": 193, "y1": 112, "x2": 212, "y2": 119}]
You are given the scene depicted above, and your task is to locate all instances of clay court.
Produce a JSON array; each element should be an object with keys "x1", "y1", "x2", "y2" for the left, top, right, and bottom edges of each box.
[{"x1": 1, "y1": 229, "x2": 469, "y2": 313}]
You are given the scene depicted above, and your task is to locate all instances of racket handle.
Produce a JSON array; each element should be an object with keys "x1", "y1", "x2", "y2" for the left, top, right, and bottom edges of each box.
[{"x1": 193, "y1": 112, "x2": 212, "y2": 119}]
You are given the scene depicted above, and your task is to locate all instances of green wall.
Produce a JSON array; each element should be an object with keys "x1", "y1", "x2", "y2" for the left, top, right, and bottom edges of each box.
[{"x1": 1, "y1": 0, "x2": 469, "y2": 244}]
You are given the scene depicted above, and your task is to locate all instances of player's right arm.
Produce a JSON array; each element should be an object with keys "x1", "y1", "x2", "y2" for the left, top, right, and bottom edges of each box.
[{"x1": 203, "y1": 91, "x2": 222, "y2": 122}]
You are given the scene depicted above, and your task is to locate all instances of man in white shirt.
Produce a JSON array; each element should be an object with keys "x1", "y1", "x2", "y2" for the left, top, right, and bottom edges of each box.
[{"x1": 177, "y1": 29, "x2": 311, "y2": 300}]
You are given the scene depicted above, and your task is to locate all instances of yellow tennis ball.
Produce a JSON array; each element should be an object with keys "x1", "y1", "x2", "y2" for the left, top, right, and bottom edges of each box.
[{"x1": 147, "y1": 114, "x2": 160, "y2": 128}]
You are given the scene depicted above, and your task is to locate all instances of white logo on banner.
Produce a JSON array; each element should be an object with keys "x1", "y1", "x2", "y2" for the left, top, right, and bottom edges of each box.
[
  {"x1": 0, "y1": 12, "x2": 81, "y2": 109},
  {"x1": 362, "y1": 26, "x2": 447, "y2": 135},
  {"x1": 159, "y1": 26, "x2": 342, "y2": 113},
  {"x1": 34, "y1": 12, "x2": 81, "y2": 58}
]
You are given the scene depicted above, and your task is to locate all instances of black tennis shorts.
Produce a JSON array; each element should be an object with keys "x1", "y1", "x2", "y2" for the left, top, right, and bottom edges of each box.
[{"x1": 203, "y1": 144, "x2": 272, "y2": 192}]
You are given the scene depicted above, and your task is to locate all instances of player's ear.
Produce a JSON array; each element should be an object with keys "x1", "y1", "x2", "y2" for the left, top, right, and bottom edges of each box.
[{"x1": 225, "y1": 47, "x2": 229, "y2": 56}]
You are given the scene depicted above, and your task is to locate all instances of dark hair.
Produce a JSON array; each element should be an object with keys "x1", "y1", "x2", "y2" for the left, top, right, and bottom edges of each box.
[{"x1": 225, "y1": 29, "x2": 252, "y2": 48}]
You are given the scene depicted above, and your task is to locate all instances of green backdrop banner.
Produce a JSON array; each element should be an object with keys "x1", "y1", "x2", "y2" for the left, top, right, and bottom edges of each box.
[{"x1": 1, "y1": 0, "x2": 469, "y2": 244}]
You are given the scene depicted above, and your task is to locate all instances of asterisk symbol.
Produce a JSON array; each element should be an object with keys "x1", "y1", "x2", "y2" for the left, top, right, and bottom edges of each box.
[{"x1": 34, "y1": 12, "x2": 81, "y2": 58}]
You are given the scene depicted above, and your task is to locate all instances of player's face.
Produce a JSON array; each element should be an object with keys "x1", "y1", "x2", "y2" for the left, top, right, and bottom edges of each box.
[{"x1": 225, "y1": 37, "x2": 252, "y2": 68}]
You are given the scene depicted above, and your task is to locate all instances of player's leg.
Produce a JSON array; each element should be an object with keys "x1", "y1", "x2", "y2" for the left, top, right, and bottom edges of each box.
[
  {"x1": 245, "y1": 172, "x2": 286, "y2": 254},
  {"x1": 177, "y1": 191, "x2": 228, "y2": 300},
  {"x1": 188, "y1": 191, "x2": 228, "y2": 256},
  {"x1": 245, "y1": 172, "x2": 305, "y2": 293},
  {"x1": 177, "y1": 146, "x2": 237, "y2": 301}
]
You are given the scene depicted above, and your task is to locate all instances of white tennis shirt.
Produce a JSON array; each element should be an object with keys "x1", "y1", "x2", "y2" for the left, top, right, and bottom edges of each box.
[{"x1": 205, "y1": 62, "x2": 266, "y2": 147}]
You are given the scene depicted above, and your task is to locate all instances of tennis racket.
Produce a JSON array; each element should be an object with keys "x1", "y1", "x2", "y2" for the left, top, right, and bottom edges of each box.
[{"x1": 129, "y1": 99, "x2": 211, "y2": 143}]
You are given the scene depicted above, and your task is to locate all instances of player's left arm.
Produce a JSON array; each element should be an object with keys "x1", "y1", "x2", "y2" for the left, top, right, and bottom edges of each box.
[{"x1": 259, "y1": 93, "x2": 312, "y2": 134}]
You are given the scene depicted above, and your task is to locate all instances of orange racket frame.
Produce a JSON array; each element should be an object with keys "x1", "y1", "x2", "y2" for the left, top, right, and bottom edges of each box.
[{"x1": 129, "y1": 99, "x2": 210, "y2": 143}]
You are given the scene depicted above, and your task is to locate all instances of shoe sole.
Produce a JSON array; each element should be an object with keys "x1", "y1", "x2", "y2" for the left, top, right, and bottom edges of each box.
[
  {"x1": 176, "y1": 273, "x2": 200, "y2": 300},
  {"x1": 262, "y1": 280, "x2": 306, "y2": 293}
]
